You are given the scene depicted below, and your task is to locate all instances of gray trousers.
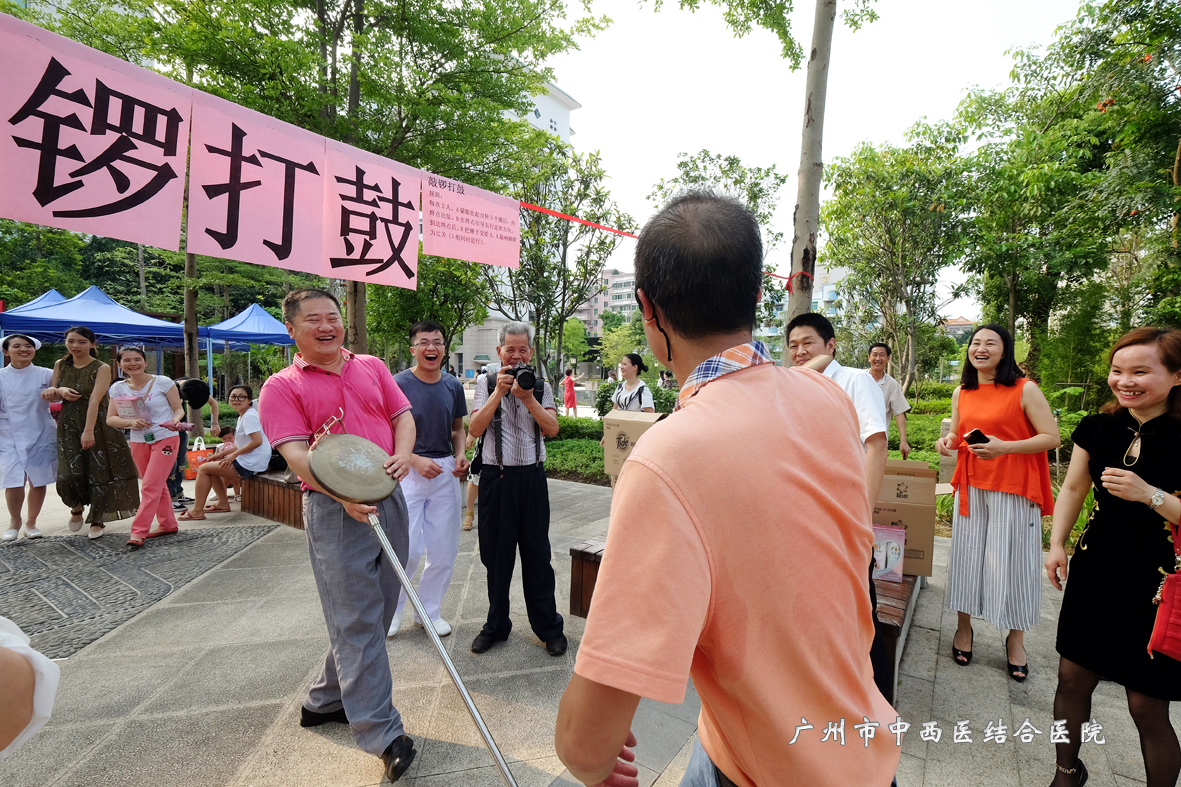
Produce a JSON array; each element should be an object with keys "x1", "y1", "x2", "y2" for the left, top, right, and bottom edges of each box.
[{"x1": 302, "y1": 488, "x2": 410, "y2": 756}]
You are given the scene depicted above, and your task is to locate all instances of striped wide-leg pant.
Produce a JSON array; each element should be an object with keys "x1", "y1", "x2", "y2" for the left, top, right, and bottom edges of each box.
[{"x1": 947, "y1": 485, "x2": 1043, "y2": 631}]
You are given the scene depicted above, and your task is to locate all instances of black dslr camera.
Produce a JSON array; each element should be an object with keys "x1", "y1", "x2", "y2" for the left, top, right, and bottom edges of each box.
[{"x1": 503, "y1": 363, "x2": 537, "y2": 390}]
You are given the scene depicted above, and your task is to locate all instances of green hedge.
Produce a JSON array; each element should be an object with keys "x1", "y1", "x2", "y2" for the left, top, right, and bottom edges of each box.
[
  {"x1": 554, "y1": 416, "x2": 603, "y2": 441},
  {"x1": 889, "y1": 448, "x2": 940, "y2": 473},
  {"x1": 909, "y1": 382, "x2": 957, "y2": 399},
  {"x1": 889, "y1": 413, "x2": 945, "y2": 452},
  {"x1": 544, "y1": 439, "x2": 610, "y2": 486},
  {"x1": 908, "y1": 399, "x2": 952, "y2": 416}
]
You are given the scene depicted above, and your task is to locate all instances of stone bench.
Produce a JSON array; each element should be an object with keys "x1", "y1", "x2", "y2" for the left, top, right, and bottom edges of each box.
[
  {"x1": 874, "y1": 574, "x2": 923, "y2": 705},
  {"x1": 241, "y1": 472, "x2": 304, "y2": 530},
  {"x1": 571, "y1": 537, "x2": 923, "y2": 706}
]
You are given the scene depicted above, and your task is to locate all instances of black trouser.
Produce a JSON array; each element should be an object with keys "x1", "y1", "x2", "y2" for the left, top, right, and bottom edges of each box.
[
  {"x1": 868, "y1": 558, "x2": 893, "y2": 700},
  {"x1": 477, "y1": 464, "x2": 564, "y2": 641}
]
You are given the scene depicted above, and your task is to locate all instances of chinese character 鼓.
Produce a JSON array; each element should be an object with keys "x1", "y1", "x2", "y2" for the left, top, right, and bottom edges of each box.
[
  {"x1": 821, "y1": 719, "x2": 845, "y2": 746},
  {"x1": 1014, "y1": 718, "x2": 1042, "y2": 743},
  {"x1": 1050, "y1": 720, "x2": 1070, "y2": 744},
  {"x1": 11, "y1": 57, "x2": 181, "y2": 218},
  {"x1": 983, "y1": 719, "x2": 1008, "y2": 745},
  {"x1": 854, "y1": 717, "x2": 880, "y2": 748},
  {"x1": 953, "y1": 720, "x2": 973, "y2": 744},
  {"x1": 889, "y1": 717, "x2": 910, "y2": 746},
  {"x1": 788, "y1": 718, "x2": 813, "y2": 745},
  {"x1": 330, "y1": 165, "x2": 416, "y2": 279},
  {"x1": 919, "y1": 721, "x2": 942, "y2": 743},
  {"x1": 1081, "y1": 720, "x2": 1105, "y2": 745}
]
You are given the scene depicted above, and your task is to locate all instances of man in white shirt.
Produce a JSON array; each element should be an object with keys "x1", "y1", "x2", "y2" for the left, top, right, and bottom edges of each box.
[
  {"x1": 786, "y1": 313, "x2": 888, "y2": 502},
  {"x1": 868, "y1": 342, "x2": 912, "y2": 460}
]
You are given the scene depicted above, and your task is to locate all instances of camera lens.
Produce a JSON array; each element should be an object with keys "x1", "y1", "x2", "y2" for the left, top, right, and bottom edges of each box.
[{"x1": 517, "y1": 368, "x2": 535, "y2": 389}]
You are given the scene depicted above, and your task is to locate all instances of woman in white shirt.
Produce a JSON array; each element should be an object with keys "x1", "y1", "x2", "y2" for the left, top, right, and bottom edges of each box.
[
  {"x1": 106, "y1": 348, "x2": 185, "y2": 549},
  {"x1": 180, "y1": 385, "x2": 270, "y2": 521},
  {"x1": 610, "y1": 353, "x2": 655, "y2": 413},
  {"x1": 0, "y1": 335, "x2": 58, "y2": 541}
]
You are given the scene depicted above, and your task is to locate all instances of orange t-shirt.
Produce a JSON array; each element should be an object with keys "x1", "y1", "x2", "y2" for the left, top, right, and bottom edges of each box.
[
  {"x1": 574, "y1": 363, "x2": 900, "y2": 787},
  {"x1": 950, "y1": 378, "x2": 1055, "y2": 516}
]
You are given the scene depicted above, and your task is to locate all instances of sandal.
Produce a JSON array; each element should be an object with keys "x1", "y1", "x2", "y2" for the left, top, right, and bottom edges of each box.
[
  {"x1": 952, "y1": 626, "x2": 973, "y2": 666},
  {"x1": 462, "y1": 513, "x2": 473, "y2": 531},
  {"x1": 69, "y1": 510, "x2": 85, "y2": 532},
  {"x1": 147, "y1": 527, "x2": 180, "y2": 538},
  {"x1": 1006, "y1": 632, "x2": 1029, "y2": 682},
  {"x1": 126, "y1": 536, "x2": 145, "y2": 550},
  {"x1": 1055, "y1": 759, "x2": 1087, "y2": 786},
  {"x1": 202, "y1": 504, "x2": 232, "y2": 514},
  {"x1": 177, "y1": 510, "x2": 206, "y2": 521}
]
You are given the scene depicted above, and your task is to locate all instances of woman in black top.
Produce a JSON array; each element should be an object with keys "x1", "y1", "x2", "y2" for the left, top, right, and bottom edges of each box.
[{"x1": 1046, "y1": 328, "x2": 1181, "y2": 787}]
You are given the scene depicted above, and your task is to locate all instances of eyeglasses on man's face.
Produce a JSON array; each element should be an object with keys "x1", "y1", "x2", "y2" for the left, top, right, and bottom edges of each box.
[{"x1": 414, "y1": 340, "x2": 445, "y2": 348}]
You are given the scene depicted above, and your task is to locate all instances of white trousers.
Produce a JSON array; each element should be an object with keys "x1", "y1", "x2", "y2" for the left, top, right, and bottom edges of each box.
[{"x1": 393, "y1": 455, "x2": 461, "y2": 624}]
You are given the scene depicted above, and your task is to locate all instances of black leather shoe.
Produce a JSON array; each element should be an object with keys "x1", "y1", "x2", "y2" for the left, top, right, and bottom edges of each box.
[
  {"x1": 546, "y1": 635, "x2": 568, "y2": 656},
  {"x1": 381, "y1": 735, "x2": 416, "y2": 782},
  {"x1": 471, "y1": 631, "x2": 505, "y2": 653},
  {"x1": 300, "y1": 706, "x2": 349, "y2": 728}
]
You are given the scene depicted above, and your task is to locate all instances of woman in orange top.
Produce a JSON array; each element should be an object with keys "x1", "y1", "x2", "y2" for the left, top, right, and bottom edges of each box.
[{"x1": 936, "y1": 324, "x2": 1058, "y2": 682}]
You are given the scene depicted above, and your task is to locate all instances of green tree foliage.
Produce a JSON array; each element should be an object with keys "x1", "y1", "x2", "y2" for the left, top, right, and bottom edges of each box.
[
  {"x1": 0, "y1": 220, "x2": 85, "y2": 305},
  {"x1": 822, "y1": 128, "x2": 969, "y2": 391},
  {"x1": 599, "y1": 310, "x2": 648, "y2": 371},
  {"x1": 367, "y1": 254, "x2": 490, "y2": 358},
  {"x1": 488, "y1": 145, "x2": 635, "y2": 384},
  {"x1": 561, "y1": 317, "x2": 589, "y2": 367},
  {"x1": 599, "y1": 310, "x2": 625, "y2": 333}
]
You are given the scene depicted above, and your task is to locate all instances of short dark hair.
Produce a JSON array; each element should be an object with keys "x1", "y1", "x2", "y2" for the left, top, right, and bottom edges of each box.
[
  {"x1": 174, "y1": 377, "x2": 211, "y2": 410},
  {"x1": 282, "y1": 289, "x2": 341, "y2": 323},
  {"x1": 565, "y1": 368, "x2": 573, "y2": 376},
  {"x1": 229, "y1": 384, "x2": 254, "y2": 402},
  {"x1": 116, "y1": 346, "x2": 147, "y2": 362},
  {"x1": 868, "y1": 342, "x2": 892, "y2": 357},
  {"x1": 785, "y1": 312, "x2": 836, "y2": 345},
  {"x1": 634, "y1": 190, "x2": 763, "y2": 340},
  {"x1": 961, "y1": 323, "x2": 1023, "y2": 389},
  {"x1": 409, "y1": 320, "x2": 446, "y2": 345}
]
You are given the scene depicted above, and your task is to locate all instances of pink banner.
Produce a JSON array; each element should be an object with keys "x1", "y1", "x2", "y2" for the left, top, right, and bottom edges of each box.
[
  {"x1": 322, "y1": 140, "x2": 421, "y2": 290},
  {"x1": 0, "y1": 15, "x2": 192, "y2": 250},
  {"x1": 187, "y1": 92, "x2": 325, "y2": 275},
  {"x1": 422, "y1": 173, "x2": 520, "y2": 268}
]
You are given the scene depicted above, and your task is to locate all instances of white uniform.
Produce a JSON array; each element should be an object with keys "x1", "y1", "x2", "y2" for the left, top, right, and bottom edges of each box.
[{"x1": 0, "y1": 365, "x2": 58, "y2": 489}]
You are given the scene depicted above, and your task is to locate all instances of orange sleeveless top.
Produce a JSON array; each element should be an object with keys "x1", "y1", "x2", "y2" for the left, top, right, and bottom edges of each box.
[{"x1": 950, "y1": 377, "x2": 1055, "y2": 516}]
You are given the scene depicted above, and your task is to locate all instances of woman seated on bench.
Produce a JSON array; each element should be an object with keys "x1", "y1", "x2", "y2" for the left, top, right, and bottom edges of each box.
[{"x1": 180, "y1": 386, "x2": 270, "y2": 520}]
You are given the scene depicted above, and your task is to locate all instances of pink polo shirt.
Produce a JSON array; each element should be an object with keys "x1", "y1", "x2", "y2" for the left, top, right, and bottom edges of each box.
[{"x1": 259, "y1": 350, "x2": 411, "y2": 489}]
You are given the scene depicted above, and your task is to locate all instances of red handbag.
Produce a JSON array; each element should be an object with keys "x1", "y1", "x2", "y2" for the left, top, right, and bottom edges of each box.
[{"x1": 1148, "y1": 520, "x2": 1181, "y2": 660}]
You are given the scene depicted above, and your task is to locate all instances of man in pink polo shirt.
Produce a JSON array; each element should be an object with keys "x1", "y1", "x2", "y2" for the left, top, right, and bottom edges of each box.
[
  {"x1": 258, "y1": 289, "x2": 418, "y2": 783},
  {"x1": 554, "y1": 193, "x2": 900, "y2": 787}
]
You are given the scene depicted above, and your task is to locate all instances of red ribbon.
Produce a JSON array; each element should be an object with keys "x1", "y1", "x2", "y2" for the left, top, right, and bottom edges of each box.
[
  {"x1": 765, "y1": 271, "x2": 814, "y2": 294},
  {"x1": 519, "y1": 201, "x2": 638, "y2": 239}
]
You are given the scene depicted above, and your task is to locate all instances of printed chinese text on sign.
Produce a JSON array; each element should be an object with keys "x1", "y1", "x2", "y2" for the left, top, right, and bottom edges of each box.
[{"x1": 0, "y1": 14, "x2": 192, "y2": 251}]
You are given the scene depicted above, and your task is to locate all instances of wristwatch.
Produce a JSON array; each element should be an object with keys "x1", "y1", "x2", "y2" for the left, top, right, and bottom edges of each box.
[{"x1": 1150, "y1": 487, "x2": 1166, "y2": 511}]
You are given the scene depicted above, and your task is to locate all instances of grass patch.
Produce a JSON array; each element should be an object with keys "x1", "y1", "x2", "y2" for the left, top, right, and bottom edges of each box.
[{"x1": 544, "y1": 439, "x2": 610, "y2": 486}]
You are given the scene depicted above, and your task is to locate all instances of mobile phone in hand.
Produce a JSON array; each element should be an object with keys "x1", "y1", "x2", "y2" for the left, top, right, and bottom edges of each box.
[{"x1": 963, "y1": 428, "x2": 989, "y2": 445}]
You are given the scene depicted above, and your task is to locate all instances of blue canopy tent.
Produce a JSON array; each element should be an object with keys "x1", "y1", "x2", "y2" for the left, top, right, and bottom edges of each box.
[
  {"x1": 0, "y1": 286, "x2": 215, "y2": 380},
  {"x1": 5, "y1": 288, "x2": 67, "y2": 313},
  {"x1": 207, "y1": 304, "x2": 294, "y2": 384}
]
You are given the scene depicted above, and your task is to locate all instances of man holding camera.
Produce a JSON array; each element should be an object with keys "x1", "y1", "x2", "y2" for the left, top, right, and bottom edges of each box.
[{"x1": 467, "y1": 321, "x2": 565, "y2": 656}]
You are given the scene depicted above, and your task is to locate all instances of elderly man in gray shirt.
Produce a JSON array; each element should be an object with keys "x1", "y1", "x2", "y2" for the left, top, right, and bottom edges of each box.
[{"x1": 467, "y1": 321, "x2": 565, "y2": 657}]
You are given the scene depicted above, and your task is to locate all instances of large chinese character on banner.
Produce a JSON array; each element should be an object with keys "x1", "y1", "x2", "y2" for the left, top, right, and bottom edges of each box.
[
  {"x1": 422, "y1": 173, "x2": 520, "y2": 268},
  {"x1": 323, "y1": 140, "x2": 420, "y2": 289},
  {"x1": 187, "y1": 92, "x2": 325, "y2": 274},
  {"x1": 0, "y1": 15, "x2": 191, "y2": 250}
]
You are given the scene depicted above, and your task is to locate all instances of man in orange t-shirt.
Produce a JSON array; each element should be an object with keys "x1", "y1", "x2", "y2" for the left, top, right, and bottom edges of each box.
[{"x1": 554, "y1": 192, "x2": 900, "y2": 787}]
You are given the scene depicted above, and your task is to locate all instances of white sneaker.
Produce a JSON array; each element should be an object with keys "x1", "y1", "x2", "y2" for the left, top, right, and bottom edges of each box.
[
  {"x1": 387, "y1": 617, "x2": 401, "y2": 637},
  {"x1": 24, "y1": 528, "x2": 43, "y2": 539},
  {"x1": 2, "y1": 529, "x2": 18, "y2": 541},
  {"x1": 415, "y1": 618, "x2": 452, "y2": 637}
]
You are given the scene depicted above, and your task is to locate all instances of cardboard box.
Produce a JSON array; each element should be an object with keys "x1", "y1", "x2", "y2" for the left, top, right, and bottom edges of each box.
[
  {"x1": 602, "y1": 411, "x2": 668, "y2": 476},
  {"x1": 872, "y1": 501, "x2": 935, "y2": 577},
  {"x1": 879, "y1": 474, "x2": 937, "y2": 506},
  {"x1": 872, "y1": 525, "x2": 906, "y2": 583},
  {"x1": 885, "y1": 458, "x2": 937, "y2": 479}
]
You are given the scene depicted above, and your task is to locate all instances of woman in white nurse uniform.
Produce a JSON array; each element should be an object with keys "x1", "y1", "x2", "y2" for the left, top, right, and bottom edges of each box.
[{"x1": 0, "y1": 335, "x2": 59, "y2": 541}]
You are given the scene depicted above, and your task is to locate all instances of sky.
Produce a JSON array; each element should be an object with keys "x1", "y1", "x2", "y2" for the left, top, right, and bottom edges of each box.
[{"x1": 546, "y1": 0, "x2": 1086, "y2": 320}]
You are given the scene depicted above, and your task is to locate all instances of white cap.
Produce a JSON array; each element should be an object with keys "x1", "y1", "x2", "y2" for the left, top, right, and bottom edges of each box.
[{"x1": 2, "y1": 334, "x2": 41, "y2": 352}]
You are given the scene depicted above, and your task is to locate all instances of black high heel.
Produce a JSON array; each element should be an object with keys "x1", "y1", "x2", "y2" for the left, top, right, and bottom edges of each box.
[
  {"x1": 1055, "y1": 758, "x2": 1087, "y2": 786},
  {"x1": 1006, "y1": 632, "x2": 1029, "y2": 682},
  {"x1": 952, "y1": 626, "x2": 973, "y2": 666}
]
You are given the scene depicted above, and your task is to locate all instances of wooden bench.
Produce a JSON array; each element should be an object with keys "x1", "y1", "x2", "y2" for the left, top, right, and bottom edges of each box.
[
  {"x1": 569, "y1": 538, "x2": 606, "y2": 619},
  {"x1": 873, "y1": 574, "x2": 923, "y2": 705},
  {"x1": 241, "y1": 472, "x2": 304, "y2": 530}
]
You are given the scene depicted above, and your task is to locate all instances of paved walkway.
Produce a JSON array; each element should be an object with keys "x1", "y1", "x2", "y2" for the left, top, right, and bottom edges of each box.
[{"x1": 2, "y1": 478, "x2": 1177, "y2": 786}]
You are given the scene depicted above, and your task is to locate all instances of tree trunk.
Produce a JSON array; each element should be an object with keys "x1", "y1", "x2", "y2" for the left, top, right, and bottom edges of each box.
[
  {"x1": 1172, "y1": 135, "x2": 1180, "y2": 248},
  {"x1": 345, "y1": 280, "x2": 367, "y2": 353},
  {"x1": 785, "y1": 0, "x2": 836, "y2": 323},
  {"x1": 184, "y1": 252, "x2": 199, "y2": 376},
  {"x1": 136, "y1": 244, "x2": 147, "y2": 310},
  {"x1": 903, "y1": 305, "x2": 917, "y2": 393},
  {"x1": 1003, "y1": 270, "x2": 1017, "y2": 339}
]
